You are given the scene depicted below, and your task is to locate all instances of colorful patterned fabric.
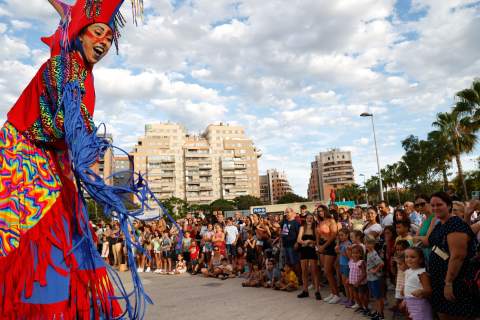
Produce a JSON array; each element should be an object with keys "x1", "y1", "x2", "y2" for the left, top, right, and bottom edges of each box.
[
  {"x1": 23, "y1": 53, "x2": 94, "y2": 143},
  {"x1": 0, "y1": 123, "x2": 63, "y2": 257}
]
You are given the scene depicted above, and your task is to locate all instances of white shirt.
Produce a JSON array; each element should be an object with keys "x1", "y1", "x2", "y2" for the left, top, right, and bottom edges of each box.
[
  {"x1": 364, "y1": 223, "x2": 383, "y2": 237},
  {"x1": 224, "y1": 225, "x2": 239, "y2": 245},
  {"x1": 404, "y1": 268, "x2": 426, "y2": 298},
  {"x1": 380, "y1": 213, "x2": 394, "y2": 228}
]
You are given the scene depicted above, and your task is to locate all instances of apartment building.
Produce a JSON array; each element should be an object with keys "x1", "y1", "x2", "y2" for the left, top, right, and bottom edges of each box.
[
  {"x1": 308, "y1": 149, "x2": 355, "y2": 201},
  {"x1": 130, "y1": 123, "x2": 261, "y2": 204},
  {"x1": 259, "y1": 169, "x2": 293, "y2": 204},
  {"x1": 92, "y1": 133, "x2": 113, "y2": 185}
]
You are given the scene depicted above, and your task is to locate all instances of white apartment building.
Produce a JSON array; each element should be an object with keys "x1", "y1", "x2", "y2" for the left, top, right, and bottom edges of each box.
[{"x1": 130, "y1": 123, "x2": 261, "y2": 204}]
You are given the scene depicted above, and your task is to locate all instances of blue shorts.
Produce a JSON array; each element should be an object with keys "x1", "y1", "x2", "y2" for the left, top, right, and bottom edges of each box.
[
  {"x1": 340, "y1": 264, "x2": 349, "y2": 277},
  {"x1": 368, "y1": 280, "x2": 383, "y2": 299},
  {"x1": 284, "y1": 247, "x2": 299, "y2": 265}
]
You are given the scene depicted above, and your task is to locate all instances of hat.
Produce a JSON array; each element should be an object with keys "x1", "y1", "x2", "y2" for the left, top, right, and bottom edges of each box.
[{"x1": 42, "y1": 0, "x2": 143, "y2": 53}]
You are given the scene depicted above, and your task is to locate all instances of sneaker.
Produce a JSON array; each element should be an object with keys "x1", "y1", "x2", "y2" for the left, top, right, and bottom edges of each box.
[
  {"x1": 371, "y1": 314, "x2": 384, "y2": 320},
  {"x1": 145, "y1": 267, "x2": 151, "y2": 273},
  {"x1": 348, "y1": 303, "x2": 359, "y2": 309},
  {"x1": 361, "y1": 308, "x2": 371, "y2": 316},
  {"x1": 354, "y1": 307, "x2": 364, "y2": 313},
  {"x1": 297, "y1": 291, "x2": 309, "y2": 298},
  {"x1": 328, "y1": 295, "x2": 341, "y2": 304},
  {"x1": 137, "y1": 267, "x2": 144, "y2": 273},
  {"x1": 367, "y1": 311, "x2": 378, "y2": 318},
  {"x1": 154, "y1": 269, "x2": 161, "y2": 274},
  {"x1": 323, "y1": 294, "x2": 334, "y2": 302},
  {"x1": 344, "y1": 301, "x2": 355, "y2": 308},
  {"x1": 315, "y1": 291, "x2": 322, "y2": 300}
]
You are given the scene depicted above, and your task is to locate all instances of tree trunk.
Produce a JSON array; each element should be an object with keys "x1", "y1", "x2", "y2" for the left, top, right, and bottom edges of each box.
[
  {"x1": 455, "y1": 153, "x2": 468, "y2": 200},
  {"x1": 442, "y1": 165, "x2": 448, "y2": 191},
  {"x1": 395, "y1": 183, "x2": 401, "y2": 205}
]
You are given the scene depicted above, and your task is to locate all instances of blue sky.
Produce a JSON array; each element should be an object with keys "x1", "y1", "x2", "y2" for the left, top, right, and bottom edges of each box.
[{"x1": 0, "y1": 0, "x2": 479, "y2": 196}]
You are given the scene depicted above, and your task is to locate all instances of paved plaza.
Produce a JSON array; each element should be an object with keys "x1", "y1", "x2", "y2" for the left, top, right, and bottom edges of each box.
[{"x1": 121, "y1": 273, "x2": 388, "y2": 320}]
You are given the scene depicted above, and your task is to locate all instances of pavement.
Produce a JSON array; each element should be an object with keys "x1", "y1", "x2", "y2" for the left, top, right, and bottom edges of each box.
[{"x1": 119, "y1": 272, "x2": 396, "y2": 320}]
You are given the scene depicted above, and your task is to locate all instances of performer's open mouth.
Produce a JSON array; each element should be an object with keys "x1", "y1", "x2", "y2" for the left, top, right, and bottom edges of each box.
[{"x1": 93, "y1": 45, "x2": 105, "y2": 57}]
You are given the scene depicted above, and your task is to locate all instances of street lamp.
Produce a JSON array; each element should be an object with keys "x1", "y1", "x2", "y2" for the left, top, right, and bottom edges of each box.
[
  {"x1": 359, "y1": 173, "x2": 368, "y2": 205},
  {"x1": 360, "y1": 112, "x2": 384, "y2": 201}
]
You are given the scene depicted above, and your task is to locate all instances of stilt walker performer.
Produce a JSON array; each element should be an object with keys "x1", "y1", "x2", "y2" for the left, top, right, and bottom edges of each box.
[{"x1": 0, "y1": 1, "x2": 176, "y2": 319}]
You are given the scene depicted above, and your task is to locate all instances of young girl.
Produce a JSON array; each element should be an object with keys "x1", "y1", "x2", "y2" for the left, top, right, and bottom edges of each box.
[
  {"x1": 366, "y1": 237, "x2": 385, "y2": 320},
  {"x1": 402, "y1": 247, "x2": 432, "y2": 320},
  {"x1": 174, "y1": 254, "x2": 187, "y2": 274},
  {"x1": 392, "y1": 252, "x2": 407, "y2": 316},
  {"x1": 395, "y1": 220, "x2": 413, "y2": 246},
  {"x1": 348, "y1": 245, "x2": 368, "y2": 312},
  {"x1": 242, "y1": 264, "x2": 262, "y2": 287},
  {"x1": 244, "y1": 231, "x2": 257, "y2": 274},
  {"x1": 160, "y1": 231, "x2": 173, "y2": 274},
  {"x1": 101, "y1": 234, "x2": 110, "y2": 263},
  {"x1": 337, "y1": 229, "x2": 353, "y2": 307},
  {"x1": 152, "y1": 231, "x2": 162, "y2": 273}
]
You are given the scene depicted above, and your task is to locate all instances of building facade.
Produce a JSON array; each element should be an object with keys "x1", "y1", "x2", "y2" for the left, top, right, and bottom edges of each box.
[
  {"x1": 259, "y1": 169, "x2": 293, "y2": 204},
  {"x1": 308, "y1": 149, "x2": 355, "y2": 201},
  {"x1": 130, "y1": 123, "x2": 261, "y2": 204},
  {"x1": 92, "y1": 133, "x2": 113, "y2": 185}
]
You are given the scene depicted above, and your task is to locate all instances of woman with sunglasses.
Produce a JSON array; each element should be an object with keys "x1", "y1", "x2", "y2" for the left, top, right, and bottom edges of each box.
[{"x1": 413, "y1": 195, "x2": 437, "y2": 261}]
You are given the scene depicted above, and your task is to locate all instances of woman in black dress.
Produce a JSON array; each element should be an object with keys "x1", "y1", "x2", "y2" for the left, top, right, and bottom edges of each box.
[
  {"x1": 428, "y1": 192, "x2": 479, "y2": 319},
  {"x1": 297, "y1": 213, "x2": 321, "y2": 299}
]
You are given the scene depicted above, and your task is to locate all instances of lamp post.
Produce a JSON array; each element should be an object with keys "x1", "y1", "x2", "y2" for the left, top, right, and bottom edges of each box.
[
  {"x1": 360, "y1": 112, "x2": 384, "y2": 201},
  {"x1": 359, "y1": 173, "x2": 368, "y2": 205}
]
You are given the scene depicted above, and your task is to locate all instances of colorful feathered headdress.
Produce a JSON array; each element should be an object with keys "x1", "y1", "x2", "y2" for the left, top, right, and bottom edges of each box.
[{"x1": 42, "y1": 0, "x2": 143, "y2": 54}]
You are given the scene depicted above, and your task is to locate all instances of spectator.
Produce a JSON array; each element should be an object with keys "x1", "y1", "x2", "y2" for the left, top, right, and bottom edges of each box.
[
  {"x1": 351, "y1": 207, "x2": 366, "y2": 231},
  {"x1": 317, "y1": 205, "x2": 340, "y2": 304},
  {"x1": 296, "y1": 213, "x2": 320, "y2": 299},
  {"x1": 337, "y1": 229, "x2": 353, "y2": 306},
  {"x1": 452, "y1": 201, "x2": 465, "y2": 219},
  {"x1": 280, "y1": 208, "x2": 300, "y2": 276},
  {"x1": 274, "y1": 264, "x2": 298, "y2": 292},
  {"x1": 213, "y1": 224, "x2": 226, "y2": 256},
  {"x1": 366, "y1": 236, "x2": 385, "y2": 320},
  {"x1": 377, "y1": 201, "x2": 393, "y2": 228},
  {"x1": 263, "y1": 259, "x2": 281, "y2": 288},
  {"x1": 413, "y1": 194, "x2": 436, "y2": 261},
  {"x1": 348, "y1": 244, "x2": 368, "y2": 312},
  {"x1": 404, "y1": 201, "x2": 424, "y2": 233},
  {"x1": 224, "y1": 218, "x2": 239, "y2": 264},
  {"x1": 395, "y1": 220, "x2": 413, "y2": 246},
  {"x1": 299, "y1": 204, "x2": 309, "y2": 225},
  {"x1": 363, "y1": 207, "x2": 382, "y2": 239},
  {"x1": 428, "y1": 192, "x2": 479, "y2": 319},
  {"x1": 160, "y1": 230, "x2": 173, "y2": 274},
  {"x1": 242, "y1": 264, "x2": 262, "y2": 287},
  {"x1": 202, "y1": 223, "x2": 214, "y2": 262},
  {"x1": 175, "y1": 254, "x2": 187, "y2": 274},
  {"x1": 216, "y1": 258, "x2": 234, "y2": 280},
  {"x1": 403, "y1": 247, "x2": 433, "y2": 320}
]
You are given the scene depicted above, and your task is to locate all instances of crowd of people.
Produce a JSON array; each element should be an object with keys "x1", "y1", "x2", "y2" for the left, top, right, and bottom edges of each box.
[{"x1": 93, "y1": 192, "x2": 480, "y2": 320}]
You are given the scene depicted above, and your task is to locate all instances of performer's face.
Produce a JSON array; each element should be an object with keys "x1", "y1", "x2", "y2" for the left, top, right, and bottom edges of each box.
[{"x1": 79, "y1": 23, "x2": 113, "y2": 65}]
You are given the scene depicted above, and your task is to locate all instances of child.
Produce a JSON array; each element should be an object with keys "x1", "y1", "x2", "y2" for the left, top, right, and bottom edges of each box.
[
  {"x1": 242, "y1": 264, "x2": 262, "y2": 287},
  {"x1": 382, "y1": 225, "x2": 396, "y2": 288},
  {"x1": 395, "y1": 220, "x2": 413, "y2": 246},
  {"x1": 244, "y1": 231, "x2": 257, "y2": 275},
  {"x1": 189, "y1": 241, "x2": 200, "y2": 274},
  {"x1": 101, "y1": 234, "x2": 110, "y2": 263},
  {"x1": 274, "y1": 264, "x2": 298, "y2": 292},
  {"x1": 391, "y1": 252, "x2": 407, "y2": 316},
  {"x1": 263, "y1": 259, "x2": 281, "y2": 288},
  {"x1": 235, "y1": 247, "x2": 247, "y2": 276},
  {"x1": 160, "y1": 231, "x2": 172, "y2": 274},
  {"x1": 366, "y1": 237, "x2": 385, "y2": 320},
  {"x1": 348, "y1": 245, "x2": 368, "y2": 312},
  {"x1": 152, "y1": 231, "x2": 162, "y2": 273},
  {"x1": 338, "y1": 229, "x2": 353, "y2": 307},
  {"x1": 402, "y1": 247, "x2": 433, "y2": 320},
  {"x1": 174, "y1": 254, "x2": 187, "y2": 274},
  {"x1": 216, "y1": 258, "x2": 235, "y2": 280}
]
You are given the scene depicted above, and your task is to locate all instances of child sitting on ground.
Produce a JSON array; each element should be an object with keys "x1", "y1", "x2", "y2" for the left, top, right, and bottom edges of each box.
[
  {"x1": 174, "y1": 254, "x2": 187, "y2": 274},
  {"x1": 242, "y1": 264, "x2": 262, "y2": 287},
  {"x1": 216, "y1": 258, "x2": 235, "y2": 280},
  {"x1": 235, "y1": 247, "x2": 247, "y2": 276},
  {"x1": 263, "y1": 259, "x2": 280, "y2": 288},
  {"x1": 274, "y1": 264, "x2": 298, "y2": 292}
]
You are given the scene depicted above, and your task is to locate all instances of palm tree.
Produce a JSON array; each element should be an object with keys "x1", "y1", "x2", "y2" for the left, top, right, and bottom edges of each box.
[
  {"x1": 386, "y1": 163, "x2": 402, "y2": 205},
  {"x1": 427, "y1": 130, "x2": 452, "y2": 191},
  {"x1": 431, "y1": 111, "x2": 479, "y2": 199},
  {"x1": 455, "y1": 79, "x2": 480, "y2": 121}
]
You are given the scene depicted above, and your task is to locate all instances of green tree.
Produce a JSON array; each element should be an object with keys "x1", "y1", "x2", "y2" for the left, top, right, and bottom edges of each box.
[
  {"x1": 335, "y1": 184, "x2": 363, "y2": 203},
  {"x1": 276, "y1": 192, "x2": 308, "y2": 204},
  {"x1": 427, "y1": 130, "x2": 453, "y2": 191},
  {"x1": 455, "y1": 78, "x2": 480, "y2": 122},
  {"x1": 233, "y1": 195, "x2": 263, "y2": 210},
  {"x1": 431, "y1": 111, "x2": 479, "y2": 199},
  {"x1": 210, "y1": 199, "x2": 236, "y2": 211}
]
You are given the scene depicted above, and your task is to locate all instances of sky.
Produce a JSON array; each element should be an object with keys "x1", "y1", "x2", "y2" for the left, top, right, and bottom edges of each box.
[{"x1": 0, "y1": 0, "x2": 479, "y2": 196}]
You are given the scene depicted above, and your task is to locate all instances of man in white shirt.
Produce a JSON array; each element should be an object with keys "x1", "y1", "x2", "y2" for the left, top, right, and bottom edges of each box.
[
  {"x1": 224, "y1": 218, "x2": 239, "y2": 263},
  {"x1": 404, "y1": 201, "x2": 423, "y2": 233},
  {"x1": 377, "y1": 201, "x2": 393, "y2": 228}
]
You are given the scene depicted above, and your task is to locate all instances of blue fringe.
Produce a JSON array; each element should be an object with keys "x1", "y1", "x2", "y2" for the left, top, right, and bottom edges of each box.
[{"x1": 61, "y1": 81, "x2": 183, "y2": 319}]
